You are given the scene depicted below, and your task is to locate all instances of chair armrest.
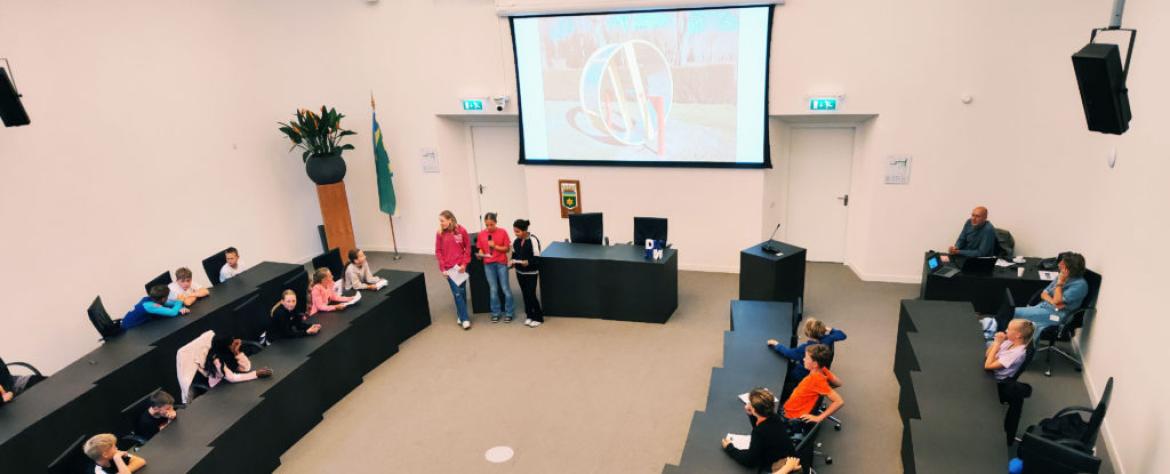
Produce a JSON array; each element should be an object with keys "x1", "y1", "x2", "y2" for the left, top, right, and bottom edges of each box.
[
  {"x1": 6, "y1": 362, "x2": 42, "y2": 377},
  {"x1": 1052, "y1": 406, "x2": 1094, "y2": 418}
]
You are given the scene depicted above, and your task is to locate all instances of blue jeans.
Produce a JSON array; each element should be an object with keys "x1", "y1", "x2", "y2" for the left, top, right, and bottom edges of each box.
[
  {"x1": 447, "y1": 277, "x2": 469, "y2": 322},
  {"x1": 1015, "y1": 303, "x2": 1061, "y2": 340},
  {"x1": 483, "y1": 262, "x2": 515, "y2": 317}
]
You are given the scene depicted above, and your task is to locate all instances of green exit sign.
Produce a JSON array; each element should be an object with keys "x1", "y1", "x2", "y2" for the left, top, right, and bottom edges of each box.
[
  {"x1": 462, "y1": 99, "x2": 484, "y2": 111},
  {"x1": 809, "y1": 97, "x2": 839, "y2": 112}
]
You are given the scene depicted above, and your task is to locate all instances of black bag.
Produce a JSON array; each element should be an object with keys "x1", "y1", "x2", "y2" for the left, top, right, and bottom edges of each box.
[{"x1": 1038, "y1": 411, "x2": 1089, "y2": 440}]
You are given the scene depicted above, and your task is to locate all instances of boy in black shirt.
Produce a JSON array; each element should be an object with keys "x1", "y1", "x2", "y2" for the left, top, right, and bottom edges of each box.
[{"x1": 135, "y1": 391, "x2": 177, "y2": 441}]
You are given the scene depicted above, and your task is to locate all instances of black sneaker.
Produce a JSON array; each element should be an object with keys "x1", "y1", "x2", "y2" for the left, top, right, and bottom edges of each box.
[
  {"x1": 491, "y1": 315, "x2": 500, "y2": 323},
  {"x1": 504, "y1": 316, "x2": 514, "y2": 323}
]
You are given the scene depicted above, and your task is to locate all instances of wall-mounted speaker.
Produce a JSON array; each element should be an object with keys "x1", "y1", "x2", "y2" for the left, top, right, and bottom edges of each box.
[
  {"x1": 1072, "y1": 43, "x2": 1131, "y2": 135},
  {"x1": 0, "y1": 67, "x2": 30, "y2": 127}
]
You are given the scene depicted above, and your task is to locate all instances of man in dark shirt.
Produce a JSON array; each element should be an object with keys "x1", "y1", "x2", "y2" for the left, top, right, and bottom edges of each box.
[
  {"x1": 135, "y1": 391, "x2": 177, "y2": 441},
  {"x1": 949, "y1": 206, "x2": 997, "y2": 257}
]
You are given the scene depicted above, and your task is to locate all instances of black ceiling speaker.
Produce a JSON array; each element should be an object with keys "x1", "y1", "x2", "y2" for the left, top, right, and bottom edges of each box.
[
  {"x1": 0, "y1": 61, "x2": 30, "y2": 127},
  {"x1": 1072, "y1": 0, "x2": 1136, "y2": 135}
]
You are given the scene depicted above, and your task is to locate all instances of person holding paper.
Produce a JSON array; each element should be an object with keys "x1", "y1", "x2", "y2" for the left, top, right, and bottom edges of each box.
[
  {"x1": 1007, "y1": 252, "x2": 1089, "y2": 340},
  {"x1": 512, "y1": 218, "x2": 544, "y2": 327},
  {"x1": 436, "y1": 210, "x2": 472, "y2": 330},
  {"x1": 344, "y1": 248, "x2": 386, "y2": 291},
  {"x1": 948, "y1": 206, "x2": 997, "y2": 257},
  {"x1": 721, "y1": 387, "x2": 795, "y2": 470},
  {"x1": 309, "y1": 268, "x2": 352, "y2": 316}
]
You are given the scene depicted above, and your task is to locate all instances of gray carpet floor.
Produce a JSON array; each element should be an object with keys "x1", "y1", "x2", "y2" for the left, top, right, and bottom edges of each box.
[{"x1": 276, "y1": 252, "x2": 1113, "y2": 473}]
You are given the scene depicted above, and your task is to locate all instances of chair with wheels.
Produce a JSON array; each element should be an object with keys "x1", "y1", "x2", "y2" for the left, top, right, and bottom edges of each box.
[
  {"x1": 1, "y1": 356, "x2": 46, "y2": 402},
  {"x1": 1018, "y1": 376, "x2": 1112, "y2": 471},
  {"x1": 1026, "y1": 270, "x2": 1102, "y2": 376}
]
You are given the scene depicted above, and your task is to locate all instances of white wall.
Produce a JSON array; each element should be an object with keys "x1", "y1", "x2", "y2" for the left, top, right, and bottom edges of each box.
[{"x1": 3, "y1": 0, "x2": 1167, "y2": 471}]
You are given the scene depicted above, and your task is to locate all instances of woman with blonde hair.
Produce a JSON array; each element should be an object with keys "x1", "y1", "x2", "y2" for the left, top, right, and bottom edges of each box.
[
  {"x1": 435, "y1": 210, "x2": 472, "y2": 329},
  {"x1": 309, "y1": 268, "x2": 352, "y2": 317}
]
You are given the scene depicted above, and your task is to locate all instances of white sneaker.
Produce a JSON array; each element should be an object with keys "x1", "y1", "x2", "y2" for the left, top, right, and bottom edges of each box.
[
  {"x1": 461, "y1": 320, "x2": 471, "y2": 330},
  {"x1": 529, "y1": 321, "x2": 542, "y2": 328},
  {"x1": 524, "y1": 318, "x2": 533, "y2": 326}
]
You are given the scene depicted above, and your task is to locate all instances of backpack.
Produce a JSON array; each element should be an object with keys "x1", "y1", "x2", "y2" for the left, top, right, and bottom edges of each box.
[{"x1": 1037, "y1": 411, "x2": 1089, "y2": 441}]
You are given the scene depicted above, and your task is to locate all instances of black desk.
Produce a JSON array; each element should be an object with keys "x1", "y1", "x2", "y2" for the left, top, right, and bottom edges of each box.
[
  {"x1": 920, "y1": 253, "x2": 1051, "y2": 314},
  {"x1": 540, "y1": 242, "x2": 678, "y2": 324},
  {"x1": 665, "y1": 300, "x2": 793, "y2": 473},
  {"x1": 739, "y1": 241, "x2": 806, "y2": 312},
  {"x1": 0, "y1": 262, "x2": 302, "y2": 473},
  {"x1": 895, "y1": 299, "x2": 1009, "y2": 474},
  {"x1": 135, "y1": 269, "x2": 430, "y2": 473}
]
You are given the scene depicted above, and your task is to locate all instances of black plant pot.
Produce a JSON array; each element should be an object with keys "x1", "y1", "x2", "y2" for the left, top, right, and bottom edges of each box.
[{"x1": 305, "y1": 151, "x2": 347, "y2": 185}]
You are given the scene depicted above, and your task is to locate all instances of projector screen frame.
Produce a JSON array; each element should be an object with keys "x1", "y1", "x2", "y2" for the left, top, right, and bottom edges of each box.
[{"x1": 509, "y1": 4, "x2": 775, "y2": 169}]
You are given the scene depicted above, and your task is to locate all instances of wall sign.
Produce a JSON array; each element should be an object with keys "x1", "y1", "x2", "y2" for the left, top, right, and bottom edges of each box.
[
  {"x1": 558, "y1": 179, "x2": 581, "y2": 218},
  {"x1": 885, "y1": 155, "x2": 912, "y2": 185}
]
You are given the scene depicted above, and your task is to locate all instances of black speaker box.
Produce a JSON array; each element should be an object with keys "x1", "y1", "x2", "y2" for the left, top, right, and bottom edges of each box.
[
  {"x1": 0, "y1": 67, "x2": 30, "y2": 127},
  {"x1": 1072, "y1": 43, "x2": 1130, "y2": 135}
]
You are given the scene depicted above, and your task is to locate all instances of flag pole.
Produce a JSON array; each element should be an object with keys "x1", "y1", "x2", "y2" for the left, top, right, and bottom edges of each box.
[{"x1": 372, "y1": 91, "x2": 401, "y2": 261}]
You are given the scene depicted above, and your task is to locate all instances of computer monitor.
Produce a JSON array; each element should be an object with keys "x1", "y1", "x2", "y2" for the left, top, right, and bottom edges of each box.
[
  {"x1": 633, "y1": 217, "x2": 668, "y2": 245},
  {"x1": 569, "y1": 212, "x2": 604, "y2": 245}
]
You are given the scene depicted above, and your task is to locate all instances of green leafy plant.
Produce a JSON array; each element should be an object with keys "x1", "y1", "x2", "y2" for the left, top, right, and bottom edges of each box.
[{"x1": 278, "y1": 106, "x2": 357, "y2": 162}]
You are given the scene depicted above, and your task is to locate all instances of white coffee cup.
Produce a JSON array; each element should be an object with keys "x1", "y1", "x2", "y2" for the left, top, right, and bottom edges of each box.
[{"x1": 1017, "y1": 267, "x2": 1025, "y2": 277}]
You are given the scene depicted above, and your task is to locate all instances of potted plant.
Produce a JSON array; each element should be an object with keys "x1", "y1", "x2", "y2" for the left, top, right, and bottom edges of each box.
[{"x1": 278, "y1": 106, "x2": 357, "y2": 185}]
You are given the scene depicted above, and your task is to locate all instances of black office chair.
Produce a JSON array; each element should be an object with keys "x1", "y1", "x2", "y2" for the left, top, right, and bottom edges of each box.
[
  {"x1": 46, "y1": 434, "x2": 89, "y2": 474},
  {"x1": 791, "y1": 417, "x2": 827, "y2": 473},
  {"x1": 87, "y1": 296, "x2": 124, "y2": 341},
  {"x1": 568, "y1": 212, "x2": 607, "y2": 245},
  {"x1": 1, "y1": 356, "x2": 45, "y2": 403},
  {"x1": 144, "y1": 271, "x2": 172, "y2": 294},
  {"x1": 631, "y1": 216, "x2": 668, "y2": 247},
  {"x1": 1017, "y1": 431, "x2": 1102, "y2": 474},
  {"x1": 995, "y1": 228, "x2": 1016, "y2": 258},
  {"x1": 999, "y1": 343, "x2": 1036, "y2": 445},
  {"x1": 1021, "y1": 377, "x2": 1113, "y2": 463},
  {"x1": 1027, "y1": 270, "x2": 1102, "y2": 376},
  {"x1": 202, "y1": 248, "x2": 231, "y2": 286},
  {"x1": 312, "y1": 248, "x2": 346, "y2": 282},
  {"x1": 229, "y1": 293, "x2": 267, "y2": 353},
  {"x1": 117, "y1": 388, "x2": 162, "y2": 450}
]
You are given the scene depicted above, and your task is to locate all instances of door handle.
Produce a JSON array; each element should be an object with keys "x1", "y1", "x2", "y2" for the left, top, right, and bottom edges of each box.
[
  {"x1": 478, "y1": 184, "x2": 485, "y2": 194},
  {"x1": 836, "y1": 194, "x2": 849, "y2": 206}
]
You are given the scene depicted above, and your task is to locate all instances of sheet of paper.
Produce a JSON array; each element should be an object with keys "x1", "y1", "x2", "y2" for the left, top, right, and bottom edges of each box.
[
  {"x1": 1038, "y1": 271, "x2": 1058, "y2": 281},
  {"x1": 726, "y1": 433, "x2": 751, "y2": 451},
  {"x1": 445, "y1": 266, "x2": 469, "y2": 286},
  {"x1": 374, "y1": 279, "x2": 388, "y2": 290},
  {"x1": 995, "y1": 258, "x2": 1014, "y2": 268},
  {"x1": 341, "y1": 291, "x2": 362, "y2": 307}
]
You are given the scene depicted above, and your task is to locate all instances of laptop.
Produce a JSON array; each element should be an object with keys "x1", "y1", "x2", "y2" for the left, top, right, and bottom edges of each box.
[
  {"x1": 959, "y1": 256, "x2": 997, "y2": 275},
  {"x1": 927, "y1": 253, "x2": 960, "y2": 278}
]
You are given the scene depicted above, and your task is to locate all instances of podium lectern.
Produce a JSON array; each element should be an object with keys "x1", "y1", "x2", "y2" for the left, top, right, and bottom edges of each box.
[{"x1": 739, "y1": 240, "x2": 806, "y2": 313}]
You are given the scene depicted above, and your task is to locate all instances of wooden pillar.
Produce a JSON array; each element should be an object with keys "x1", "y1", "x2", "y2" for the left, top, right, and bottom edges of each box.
[{"x1": 316, "y1": 182, "x2": 356, "y2": 264}]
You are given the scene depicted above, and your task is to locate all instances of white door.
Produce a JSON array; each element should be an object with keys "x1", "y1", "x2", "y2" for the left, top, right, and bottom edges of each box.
[
  {"x1": 470, "y1": 125, "x2": 529, "y2": 226},
  {"x1": 786, "y1": 127, "x2": 854, "y2": 262}
]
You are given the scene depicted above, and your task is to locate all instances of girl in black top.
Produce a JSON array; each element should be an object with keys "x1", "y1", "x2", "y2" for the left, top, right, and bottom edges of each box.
[
  {"x1": 722, "y1": 387, "x2": 796, "y2": 471},
  {"x1": 511, "y1": 219, "x2": 544, "y2": 327},
  {"x1": 269, "y1": 290, "x2": 321, "y2": 339}
]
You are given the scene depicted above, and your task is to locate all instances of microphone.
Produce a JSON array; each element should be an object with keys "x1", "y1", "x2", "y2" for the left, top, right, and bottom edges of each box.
[{"x1": 762, "y1": 224, "x2": 782, "y2": 254}]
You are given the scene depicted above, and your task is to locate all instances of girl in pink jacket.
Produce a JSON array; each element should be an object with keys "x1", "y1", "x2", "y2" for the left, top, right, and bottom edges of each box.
[{"x1": 435, "y1": 210, "x2": 472, "y2": 329}]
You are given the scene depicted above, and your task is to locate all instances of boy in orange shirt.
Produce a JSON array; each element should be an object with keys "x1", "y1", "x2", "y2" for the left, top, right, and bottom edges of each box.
[{"x1": 782, "y1": 344, "x2": 844, "y2": 423}]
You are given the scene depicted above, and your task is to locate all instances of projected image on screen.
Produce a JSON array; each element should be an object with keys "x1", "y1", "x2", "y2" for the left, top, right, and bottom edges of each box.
[{"x1": 512, "y1": 6, "x2": 772, "y2": 167}]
